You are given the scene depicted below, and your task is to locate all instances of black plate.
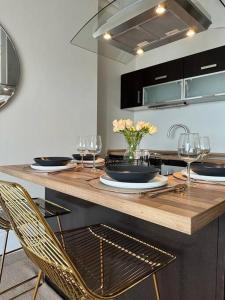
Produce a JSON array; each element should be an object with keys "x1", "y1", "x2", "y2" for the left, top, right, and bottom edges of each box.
[
  {"x1": 107, "y1": 154, "x2": 124, "y2": 160},
  {"x1": 105, "y1": 165, "x2": 159, "y2": 183},
  {"x1": 72, "y1": 154, "x2": 97, "y2": 161},
  {"x1": 191, "y1": 162, "x2": 225, "y2": 177},
  {"x1": 34, "y1": 157, "x2": 72, "y2": 167}
]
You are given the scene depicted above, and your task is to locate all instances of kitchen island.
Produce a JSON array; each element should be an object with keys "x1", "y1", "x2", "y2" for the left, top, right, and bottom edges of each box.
[{"x1": 1, "y1": 164, "x2": 225, "y2": 300}]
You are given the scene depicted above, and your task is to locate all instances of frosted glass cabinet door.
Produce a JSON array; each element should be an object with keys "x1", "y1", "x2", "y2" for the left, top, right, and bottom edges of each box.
[
  {"x1": 185, "y1": 71, "x2": 225, "y2": 99},
  {"x1": 143, "y1": 80, "x2": 183, "y2": 106}
]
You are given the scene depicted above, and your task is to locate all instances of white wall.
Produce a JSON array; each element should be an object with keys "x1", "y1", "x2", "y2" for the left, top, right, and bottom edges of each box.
[
  {"x1": 97, "y1": 57, "x2": 134, "y2": 152},
  {"x1": 98, "y1": 0, "x2": 225, "y2": 152},
  {"x1": 0, "y1": 0, "x2": 98, "y2": 252},
  {"x1": 0, "y1": 0, "x2": 97, "y2": 191}
]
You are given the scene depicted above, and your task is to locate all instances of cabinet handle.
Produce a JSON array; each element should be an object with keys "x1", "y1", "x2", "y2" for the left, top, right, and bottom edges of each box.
[
  {"x1": 215, "y1": 93, "x2": 225, "y2": 96},
  {"x1": 201, "y1": 64, "x2": 217, "y2": 70},
  {"x1": 137, "y1": 91, "x2": 141, "y2": 104},
  {"x1": 155, "y1": 75, "x2": 167, "y2": 81}
]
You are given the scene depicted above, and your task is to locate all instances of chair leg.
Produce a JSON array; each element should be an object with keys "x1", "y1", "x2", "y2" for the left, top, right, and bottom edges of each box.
[
  {"x1": 0, "y1": 231, "x2": 38, "y2": 296},
  {"x1": 32, "y1": 270, "x2": 43, "y2": 300},
  {"x1": 56, "y1": 216, "x2": 65, "y2": 248},
  {"x1": 152, "y1": 273, "x2": 160, "y2": 300},
  {"x1": 0, "y1": 230, "x2": 9, "y2": 283},
  {"x1": 100, "y1": 239, "x2": 104, "y2": 290}
]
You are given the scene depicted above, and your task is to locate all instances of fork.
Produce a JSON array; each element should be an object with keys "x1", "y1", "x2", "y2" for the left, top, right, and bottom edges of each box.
[{"x1": 141, "y1": 183, "x2": 187, "y2": 198}]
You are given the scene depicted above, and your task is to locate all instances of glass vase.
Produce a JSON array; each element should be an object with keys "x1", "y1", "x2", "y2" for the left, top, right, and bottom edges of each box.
[{"x1": 123, "y1": 140, "x2": 141, "y2": 163}]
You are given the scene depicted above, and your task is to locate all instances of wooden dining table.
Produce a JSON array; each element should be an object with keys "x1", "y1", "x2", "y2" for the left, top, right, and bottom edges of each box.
[{"x1": 1, "y1": 164, "x2": 225, "y2": 300}]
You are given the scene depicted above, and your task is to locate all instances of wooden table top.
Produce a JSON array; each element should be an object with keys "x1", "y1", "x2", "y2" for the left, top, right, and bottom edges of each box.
[{"x1": 1, "y1": 164, "x2": 225, "y2": 235}]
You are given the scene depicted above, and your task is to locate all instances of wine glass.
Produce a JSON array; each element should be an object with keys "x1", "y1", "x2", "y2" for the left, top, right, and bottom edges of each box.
[
  {"x1": 87, "y1": 135, "x2": 102, "y2": 171},
  {"x1": 139, "y1": 149, "x2": 150, "y2": 166},
  {"x1": 76, "y1": 136, "x2": 87, "y2": 168},
  {"x1": 200, "y1": 136, "x2": 210, "y2": 160},
  {"x1": 178, "y1": 133, "x2": 202, "y2": 185}
]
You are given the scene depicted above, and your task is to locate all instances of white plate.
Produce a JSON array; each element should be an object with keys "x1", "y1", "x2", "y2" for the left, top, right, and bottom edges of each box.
[
  {"x1": 74, "y1": 158, "x2": 105, "y2": 164},
  {"x1": 181, "y1": 169, "x2": 225, "y2": 182},
  {"x1": 100, "y1": 175, "x2": 168, "y2": 189},
  {"x1": 30, "y1": 163, "x2": 77, "y2": 172}
]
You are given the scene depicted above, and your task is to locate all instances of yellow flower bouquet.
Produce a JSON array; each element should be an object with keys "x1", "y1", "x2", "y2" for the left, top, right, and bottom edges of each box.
[{"x1": 112, "y1": 119, "x2": 157, "y2": 161}]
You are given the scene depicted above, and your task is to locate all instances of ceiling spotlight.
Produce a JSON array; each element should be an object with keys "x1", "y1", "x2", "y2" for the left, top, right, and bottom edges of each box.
[
  {"x1": 186, "y1": 29, "x2": 196, "y2": 37},
  {"x1": 136, "y1": 48, "x2": 144, "y2": 56},
  {"x1": 155, "y1": 4, "x2": 166, "y2": 15},
  {"x1": 103, "y1": 32, "x2": 112, "y2": 40}
]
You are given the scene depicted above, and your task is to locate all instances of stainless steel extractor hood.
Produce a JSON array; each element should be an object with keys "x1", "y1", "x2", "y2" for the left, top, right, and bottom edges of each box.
[{"x1": 71, "y1": 0, "x2": 211, "y2": 63}]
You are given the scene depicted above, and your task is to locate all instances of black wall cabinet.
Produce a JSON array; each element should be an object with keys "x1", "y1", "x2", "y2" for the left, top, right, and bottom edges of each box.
[
  {"x1": 143, "y1": 59, "x2": 183, "y2": 87},
  {"x1": 183, "y1": 46, "x2": 225, "y2": 78},
  {"x1": 121, "y1": 45, "x2": 225, "y2": 109},
  {"x1": 121, "y1": 70, "x2": 143, "y2": 109}
]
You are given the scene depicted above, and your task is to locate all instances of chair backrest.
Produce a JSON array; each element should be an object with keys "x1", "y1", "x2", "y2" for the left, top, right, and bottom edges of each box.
[
  {"x1": 0, "y1": 180, "x2": 96, "y2": 300},
  {"x1": 0, "y1": 205, "x2": 11, "y2": 230},
  {"x1": 0, "y1": 214, "x2": 10, "y2": 230}
]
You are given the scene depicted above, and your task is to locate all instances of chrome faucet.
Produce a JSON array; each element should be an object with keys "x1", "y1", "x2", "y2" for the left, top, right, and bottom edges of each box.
[{"x1": 167, "y1": 123, "x2": 190, "y2": 138}]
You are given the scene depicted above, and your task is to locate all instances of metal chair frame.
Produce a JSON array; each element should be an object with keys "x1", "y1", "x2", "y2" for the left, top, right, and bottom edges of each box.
[
  {"x1": 0, "y1": 180, "x2": 176, "y2": 300},
  {"x1": 0, "y1": 197, "x2": 70, "y2": 298}
]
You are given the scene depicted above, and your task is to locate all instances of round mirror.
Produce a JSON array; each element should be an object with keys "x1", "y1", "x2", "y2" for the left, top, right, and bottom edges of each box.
[{"x1": 0, "y1": 25, "x2": 20, "y2": 109}]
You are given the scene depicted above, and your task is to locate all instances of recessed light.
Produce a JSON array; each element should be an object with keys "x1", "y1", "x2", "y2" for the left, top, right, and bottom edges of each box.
[
  {"x1": 103, "y1": 32, "x2": 112, "y2": 40},
  {"x1": 136, "y1": 48, "x2": 144, "y2": 56},
  {"x1": 155, "y1": 5, "x2": 166, "y2": 15},
  {"x1": 186, "y1": 29, "x2": 196, "y2": 37}
]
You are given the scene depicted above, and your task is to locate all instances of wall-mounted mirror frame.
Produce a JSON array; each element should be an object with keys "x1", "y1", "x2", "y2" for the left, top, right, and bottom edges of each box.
[{"x1": 0, "y1": 23, "x2": 20, "y2": 109}]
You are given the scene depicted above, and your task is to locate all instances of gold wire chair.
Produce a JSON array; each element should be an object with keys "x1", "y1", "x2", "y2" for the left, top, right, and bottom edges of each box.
[
  {"x1": 0, "y1": 195, "x2": 70, "y2": 297},
  {"x1": 0, "y1": 180, "x2": 176, "y2": 300},
  {"x1": 0, "y1": 210, "x2": 12, "y2": 280}
]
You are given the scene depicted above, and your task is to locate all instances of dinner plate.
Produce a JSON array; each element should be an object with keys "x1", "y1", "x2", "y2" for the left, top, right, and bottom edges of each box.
[
  {"x1": 181, "y1": 169, "x2": 225, "y2": 182},
  {"x1": 30, "y1": 163, "x2": 77, "y2": 172},
  {"x1": 73, "y1": 158, "x2": 105, "y2": 164},
  {"x1": 72, "y1": 154, "x2": 96, "y2": 161},
  {"x1": 100, "y1": 174, "x2": 168, "y2": 189},
  {"x1": 191, "y1": 162, "x2": 225, "y2": 177},
  {"x1": 34, "y1": 157, "x2": 72, "y2": 166},
  {"x1": 105, "y1": 165, "x2": 158, "y2": 183}
]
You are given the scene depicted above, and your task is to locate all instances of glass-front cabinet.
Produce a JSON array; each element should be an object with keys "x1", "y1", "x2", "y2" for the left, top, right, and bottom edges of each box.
[
  {"x1": 142, "y1": 71, "x2": 225, "y2": 108},
  {"x1": 184, "y1": 71, "x2": 225, "y2": 100},
  {"x1": 121, "y1": 45, "x2": 225, "y2": 110},
  {"x1": 143, "y1": 80, "x2": 183, "y2": 107}
]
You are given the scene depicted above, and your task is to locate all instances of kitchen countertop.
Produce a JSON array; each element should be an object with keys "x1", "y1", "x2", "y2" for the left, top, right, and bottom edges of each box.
[
  {"x1": 157, "y1": 151, "x2": 225, "y2": 164},
  {"x1": 108, "y1": 149, "x2": 225, "y2": 164},
  {"x1": 1, "y1": 164, "x2": 225, "y2": 235}
]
